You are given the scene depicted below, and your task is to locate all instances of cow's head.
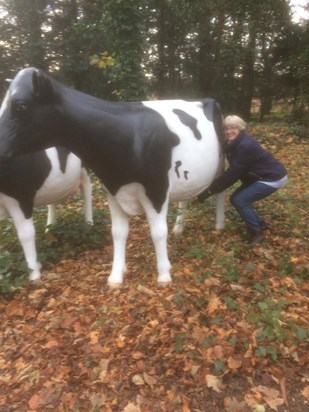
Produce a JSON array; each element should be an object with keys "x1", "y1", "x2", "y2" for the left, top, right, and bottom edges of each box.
[{"x1": 0, "y1": 67, "x2": 60, "y2": 163}]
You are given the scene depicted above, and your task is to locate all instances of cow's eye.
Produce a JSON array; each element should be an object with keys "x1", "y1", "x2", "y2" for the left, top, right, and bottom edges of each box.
[{"x1": 15, "y1": 103, "x2": 27, "y2": 112}]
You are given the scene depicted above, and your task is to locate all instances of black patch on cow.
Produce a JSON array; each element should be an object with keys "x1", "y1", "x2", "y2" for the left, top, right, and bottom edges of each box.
[
  {"x1": 201, "y1": 98, "x2": 224, "y2": 146},
  {"x1": 173, "y1": 109, "x2": 202, "y2": 140},
  {"x1": 201, "y1": 98, "x2": 214, "y2": 122},
  {"x1": 0, "y1": 150, "x2": 52, "y2": 219},
  {"x1": 56, "y1": 147, "x2": 71, "y2": 173},
  {"x1": 184, "y1": 170, "x2": 189, "y2": 180},
  {"x1": 175, "y1": 160, "x2": 182, "y2": 178}
]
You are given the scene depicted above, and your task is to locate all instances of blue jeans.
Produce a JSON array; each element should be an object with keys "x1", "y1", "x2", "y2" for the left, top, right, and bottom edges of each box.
[{"x1": 230, "y1": 182, "x2": 278, "y2": 231}]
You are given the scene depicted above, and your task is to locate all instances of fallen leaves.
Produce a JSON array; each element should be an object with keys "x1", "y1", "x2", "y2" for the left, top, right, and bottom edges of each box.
[
  {"x1": 301, "y1": 386, "x2": 309, "y2": 400},
  {"x1": 89, "y1": 330, "x2": 100, "y2": 344},
  {"x1": 251, "y1": 386, "x2": 284, "y2": 411},
  {"x1": 5, "y1": 300, "x2": 25, "y2": 317},
  {"x1": 44, "y1": 339, "x2": 60, "y2": 349},
  {"x1": 227, "y1": 356, "x2": 243, "y2": 370},
  {"x1": 224, "y1": 396, "x2": 247, "y2": 412},
  {"x1": 207, "y1": 292, "x2": 224, "y2": 314},
  {"x1": 206, "y1": 374, "x2": 225, "y2": 393},
  {"x1": 0, "y1": 124, "x2": 308, "y2": 411}
]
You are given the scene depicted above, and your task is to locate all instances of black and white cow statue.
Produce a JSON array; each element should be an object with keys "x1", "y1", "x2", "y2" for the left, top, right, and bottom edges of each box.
[
  {"x1": 0, "y1": 67, "x2": 225, "y2": 287},
  {"x1": 0, "y1": 146, "x2": 93, "y2": 281}
]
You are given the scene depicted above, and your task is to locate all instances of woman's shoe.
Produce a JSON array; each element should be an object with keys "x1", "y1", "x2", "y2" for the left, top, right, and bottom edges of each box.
[{"x1": 249, "y1": 229, "x2": 265, "y2": 245}]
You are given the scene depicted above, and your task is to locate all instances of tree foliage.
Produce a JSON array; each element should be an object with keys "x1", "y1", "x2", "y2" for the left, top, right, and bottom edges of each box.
[{"x1": 0, "y1": 0, "x2": 307, "y2": 120}]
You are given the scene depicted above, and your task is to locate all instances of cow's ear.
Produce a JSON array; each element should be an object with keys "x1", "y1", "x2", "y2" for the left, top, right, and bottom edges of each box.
[
  {"x1": 3, "y1": 79, "x2": 11, "y2": 92},
  {"x1": 32, "y1": 70, "x2": 55, "y2": 103}
]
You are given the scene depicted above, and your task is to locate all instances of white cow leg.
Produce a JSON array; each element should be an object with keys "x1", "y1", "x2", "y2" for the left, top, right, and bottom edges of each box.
[
  {"x1": 172, "y1": 201, "x2": 187, "y2": 236},
  {"x1": 144, "y1": 201, "x2": 172, "y2": 285},
  {"x1": 13, "y1": 216, "x2": 42, "y2": 281},
  {"x1": 81, "y1": 168, "x2": 93, "y2": 224},
  {"x1": 215, "y1": 191, "x2": 225, "y2": 230},
  {"x1": 46, "y1": 204, "x2": 56, "y2": 226},
  {"x1": 107, "y1": 196, "x2": 129, "y2": 287}
]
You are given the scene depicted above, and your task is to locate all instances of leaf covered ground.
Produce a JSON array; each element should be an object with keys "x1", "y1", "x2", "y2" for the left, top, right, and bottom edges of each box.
[{"x1": 0, "y1": 123, "x2": 308, "y2": 411}]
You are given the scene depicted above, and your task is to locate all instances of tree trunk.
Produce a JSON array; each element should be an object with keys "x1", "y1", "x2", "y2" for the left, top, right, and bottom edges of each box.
[{"x1": 238, "y1": 24, "x2": 256, "y2": 120}]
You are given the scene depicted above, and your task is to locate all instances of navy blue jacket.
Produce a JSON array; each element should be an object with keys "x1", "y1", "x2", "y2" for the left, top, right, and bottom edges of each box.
[{"x1": 204, "y1": 131, "x2": 287, "y2": 195}]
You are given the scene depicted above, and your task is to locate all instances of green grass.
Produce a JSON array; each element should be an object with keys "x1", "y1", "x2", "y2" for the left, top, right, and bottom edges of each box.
[{"x1": 0, "y1": 206, "x2": 107, "y2": 294}]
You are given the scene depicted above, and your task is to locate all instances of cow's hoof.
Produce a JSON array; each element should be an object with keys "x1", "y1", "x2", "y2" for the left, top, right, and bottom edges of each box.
[
  {"x1": 29, "y1": 272, "x2": 41, "y2": 281},
  {"x1": 172, "y1": 226, "x2": 183, "y2": 236},
  {"x1": 108, "y1": 281, "x2": 123, "y2": 289},
  {"x1": 157, "y1": 280, "x2": 172, "y2": 288},
  {"x1": 157, "y1": 272, "x2": 172, "y2": 285}
]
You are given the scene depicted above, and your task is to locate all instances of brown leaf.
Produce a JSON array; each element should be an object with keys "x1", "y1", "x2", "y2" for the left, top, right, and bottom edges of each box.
[
  {"x1": 137, "y1": 284, "x2": 156, "y2": 296},
  {"x1": 207, "y1": 293, "x2": 222, "y2": 314},
  {"x1": 224, "y1": 396, "x2": 246, "y2": 412},
  {"x1": 132, "y1": 374, "x2": 145, "y2": 386},
  {"x1": 265, "y1": 397, "x2": 284, "y2": 411},
  {"x1": 122, "y1": 403, "x2": 141, "y2": 412},
  {"x1": 228, "y1": 356, "x2": 243, "y2": 370},
  {"x1": 90, "y1": 393, "x2": 106, "y2": 408},
  {"x1": 44, "y1": 339, "x2": 59, "y2": 349},
  {"x1": 94, "y1": 358, "x2": 111, "y2": 381},
  {"x1": 252, "y1": 386, "x2": 284, "y2": 411},
  {"x1": 28, "y1": 393, "x2": 42, "y2": 410},
  {"x1": 89, "y1": 331, "x2": 99, "y2": 344},
  {"x1": 245, "y1": 394, "x2": 263, "y2": 409},
  {"x1": 116, "y1": 334, "x2": 126, "y2": 348},
  {"x1": 301, "y1": 386, "x2": 309, "y2": 400},
  {"x1": 205, "y1": 374, "x2": 224, "y2": 393},
  {"x1": 132, "y1": 351, "x2": 144, "y2": 360},
  {"x1": 205, "y1": 345, "x2": 225, "y2": 361},
  {"x1": 143, "y1": 372, "x2": 157, "y2": 387},
  {"x1": 5, "y1": 301, "x2": 25, "y2": 317},
  {"x1": 181, "y1": 393, "x2": 191, "y2": 412}
]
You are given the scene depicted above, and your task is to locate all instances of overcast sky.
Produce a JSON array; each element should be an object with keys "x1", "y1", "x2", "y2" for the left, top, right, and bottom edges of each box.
[{"x1": 290, "y1": 0, "x2": 309, "y2": 22}]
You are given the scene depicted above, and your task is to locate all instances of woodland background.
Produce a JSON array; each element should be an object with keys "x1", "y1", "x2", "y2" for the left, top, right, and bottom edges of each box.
[
  {"x1": 0, "y1": 0, "x2": 308, "y2": 123},
  {"x1": 0, "y1": 1, "x2": 308, "y2": 411}
]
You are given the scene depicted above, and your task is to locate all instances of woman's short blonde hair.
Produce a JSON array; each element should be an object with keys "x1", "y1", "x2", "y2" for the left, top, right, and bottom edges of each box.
[{"x1": 223, "y1": 115, "x2": 246, "y2": 131}]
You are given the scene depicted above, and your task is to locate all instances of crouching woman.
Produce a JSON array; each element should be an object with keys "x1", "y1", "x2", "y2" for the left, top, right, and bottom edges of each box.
[{"x1": 197, "y1": 115, "x2": 288, "y2": 244}]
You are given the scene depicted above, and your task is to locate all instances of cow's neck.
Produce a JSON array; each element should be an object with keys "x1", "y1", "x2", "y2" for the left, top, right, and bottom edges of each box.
[{"x1": 58, "y1": 85, "x2": 136, "y2": 192}]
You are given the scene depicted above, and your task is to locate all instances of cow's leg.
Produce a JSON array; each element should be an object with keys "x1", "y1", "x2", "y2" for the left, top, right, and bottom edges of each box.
[
  {"x1": 81, "y1": 168, "x2": 93, "y2": 225},
  {"x1": 11, "y1": 210, "x2": 42, "y2": 281},
  {"x1": 143, "y1": 200, "x2": 172, "y2": 285},
  {"x1": 46, "y1": 204, "x2": 56, "y2": 226},
  {"x1": 107, "y1": 195, "x2": 129, "y2": 287},
  {"x1": 172, "y1": 201, "x2": 187, "y2": 236},
  {"x1": 215, "y1": 191, "x2": 225, "y2": 230}
]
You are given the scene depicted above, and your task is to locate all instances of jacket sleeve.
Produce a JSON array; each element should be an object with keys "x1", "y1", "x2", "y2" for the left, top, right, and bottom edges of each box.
[
  {"x1": 197, "y1": 165, "x2": 245, "y2": 201},
  {"x1": 206, "y1": 144, "x2": 257, "y2": 194}
]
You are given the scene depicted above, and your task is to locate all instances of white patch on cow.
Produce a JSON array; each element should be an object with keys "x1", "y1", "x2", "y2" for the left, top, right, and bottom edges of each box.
[
  {"x1": 142, "y1": 100, "x2": 222, "y2": 201},
  {"x1": 34, "y1": 148, "x2": 82, "y2": 206},
  {"x1": 113, "y1": 183, "x2": 146, "y2": 216},
  {"x1": 0, "y1": 194, "x2": 19, "y2": 220},
  {"x1": 0, "y1": 148, "x2": 93, "y2": 281}
]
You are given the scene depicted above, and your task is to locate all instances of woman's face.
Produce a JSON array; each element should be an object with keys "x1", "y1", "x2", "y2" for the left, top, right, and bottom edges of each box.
[{"x1": 224, "y1": 126, "x2": 240, "y2": 141}]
